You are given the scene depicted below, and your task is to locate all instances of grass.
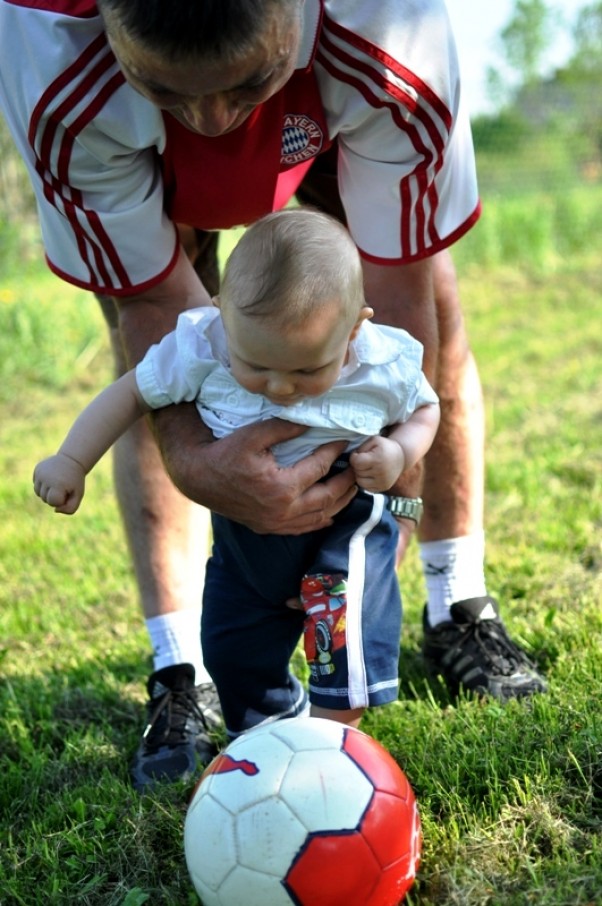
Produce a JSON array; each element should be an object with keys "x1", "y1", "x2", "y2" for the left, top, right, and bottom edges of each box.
[
  {"x1": 452, "y1": 184, "x2": 602, "y2": 273},
  {"x1": 0, "y1": 229, "x2": 601, "y2": 904}
]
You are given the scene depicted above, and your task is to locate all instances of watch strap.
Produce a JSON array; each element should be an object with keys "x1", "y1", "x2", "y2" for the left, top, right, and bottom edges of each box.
[{"x1": 386, "y1": 496, "x2": 424, "y2": 524}]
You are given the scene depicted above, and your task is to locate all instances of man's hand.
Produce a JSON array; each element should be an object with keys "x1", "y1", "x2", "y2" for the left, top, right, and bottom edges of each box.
[{"x1": 154, "y1": 406, "x2": 358, "y2": 534}]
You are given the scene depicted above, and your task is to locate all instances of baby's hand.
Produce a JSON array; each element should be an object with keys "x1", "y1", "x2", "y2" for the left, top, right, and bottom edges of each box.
[
  {"x1": 350, "y1": 436, "x2": 405, "y2": 492},
  {"x1": 33, "y1": 453, "x2": 86, "y2": 515}
]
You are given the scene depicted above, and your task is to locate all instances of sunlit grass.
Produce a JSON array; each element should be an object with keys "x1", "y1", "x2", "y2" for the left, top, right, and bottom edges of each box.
[{"x1": 1, "y1": 229, "x2": 601, "y2": 903}]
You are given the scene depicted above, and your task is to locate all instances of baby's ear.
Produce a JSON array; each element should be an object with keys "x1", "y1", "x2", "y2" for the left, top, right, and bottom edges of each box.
[{"x1": 349, "y1": 306, "x2": 374, "y2": 340}]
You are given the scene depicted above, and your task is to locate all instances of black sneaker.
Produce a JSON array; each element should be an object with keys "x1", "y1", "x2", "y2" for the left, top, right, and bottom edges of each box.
[
  {"x1": 130, "y1": 664, "x2": 221, "y2": 792},
  {"x1": 422, "y1": 596, "x2": 547, "y2": 701}
]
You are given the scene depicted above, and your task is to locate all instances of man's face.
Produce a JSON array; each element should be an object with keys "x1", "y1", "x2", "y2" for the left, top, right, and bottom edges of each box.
[{"x1": 105, "y1": 5, "x2": 302, "y2": 137}]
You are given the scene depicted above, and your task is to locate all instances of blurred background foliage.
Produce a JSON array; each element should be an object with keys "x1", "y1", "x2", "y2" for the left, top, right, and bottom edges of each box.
[{"x1": 476, "y1": 0, "x2": 602, "y2": 190}]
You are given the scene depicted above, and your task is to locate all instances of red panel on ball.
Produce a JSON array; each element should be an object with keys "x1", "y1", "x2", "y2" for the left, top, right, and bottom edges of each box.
[
  {"x1": 342, "y1": 729, "x2": 411, "y2": 797},
  {"x1": 284, "y1": 832, "x2": 381, "y2": 905}
]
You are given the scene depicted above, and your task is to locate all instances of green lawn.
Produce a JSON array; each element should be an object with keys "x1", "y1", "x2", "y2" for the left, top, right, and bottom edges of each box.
[{"x1": 0, "y1": 244, "x2": 601, "y2": 904}]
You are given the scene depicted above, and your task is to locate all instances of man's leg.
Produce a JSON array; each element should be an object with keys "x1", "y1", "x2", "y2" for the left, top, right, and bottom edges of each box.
[
  {"x1": 417, "y1": 251, "x2": 546, "y2": 699},
  {"x1": 420, "y1": 250, "x2": 485, "y2": 545},
  {"x1": 96, "y1": 230, "x2": 222, "y2": 792}
]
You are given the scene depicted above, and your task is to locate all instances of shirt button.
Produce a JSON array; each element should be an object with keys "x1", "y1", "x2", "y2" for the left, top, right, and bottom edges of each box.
[
  {"x1": 352, "y1": 414, "x2": 366, "y2": 428},
  {"x1": 227, "y1": 392, "x2": 239, "y2": 405}
]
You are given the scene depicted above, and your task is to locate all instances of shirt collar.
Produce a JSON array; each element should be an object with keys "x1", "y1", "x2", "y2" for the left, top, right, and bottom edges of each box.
[
  {"x1": 351, "y1": 320, "x2": 414, "y2": 367},
  {"x1": 204, "y1": 308, "x2": 231, "y2": 368},
  {"x1": 296, "y1": 0, "x2": 324, "y2": 70}
]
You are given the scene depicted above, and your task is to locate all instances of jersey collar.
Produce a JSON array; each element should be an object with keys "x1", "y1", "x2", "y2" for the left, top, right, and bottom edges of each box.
[{"x1": 296, "y1": 0, "x2": 324, "y2": 71}]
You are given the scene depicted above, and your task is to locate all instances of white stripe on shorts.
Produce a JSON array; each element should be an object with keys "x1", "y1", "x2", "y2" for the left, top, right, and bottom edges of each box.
[{"x1": 346, "y1": 493, "x2": 385, "y2": 709}]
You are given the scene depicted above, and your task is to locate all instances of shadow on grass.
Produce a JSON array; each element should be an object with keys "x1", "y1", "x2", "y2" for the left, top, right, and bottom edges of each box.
[
  {"x1": 0, "y1": 657, "x2": 199, "y2": 905},
  {"x1": 397, "y1": 644, "x2": 456, "y2": 709},
  {"x1": 0, "y1": 657, "x2": 150, "y2": 781}
]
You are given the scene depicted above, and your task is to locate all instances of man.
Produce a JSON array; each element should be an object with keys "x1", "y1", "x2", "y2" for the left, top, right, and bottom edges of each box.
[{"x1": 0, "y1": 0, "x2": 546, "y2": 791}]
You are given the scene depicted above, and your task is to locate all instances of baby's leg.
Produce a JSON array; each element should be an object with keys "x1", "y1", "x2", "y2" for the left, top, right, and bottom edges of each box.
[
  {"x1": 303, "y1": 494, "x2": 402, "y2": 720},
  {"x1": 311, "y1": 704, "x2": 364, "y2": 728}
]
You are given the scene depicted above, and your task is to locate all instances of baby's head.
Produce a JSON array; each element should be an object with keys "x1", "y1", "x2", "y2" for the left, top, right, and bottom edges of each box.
[
  {"x1": 220, "y1": 207, "x2": 366, "y2": 327},
  {"x1": 217, "y1": 208, "x2": 373, "y2": 405}
]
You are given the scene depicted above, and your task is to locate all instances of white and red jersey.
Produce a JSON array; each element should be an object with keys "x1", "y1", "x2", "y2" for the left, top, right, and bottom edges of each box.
[{"x1": 0, "y1": 0, "x2": 480, "y2": 295}]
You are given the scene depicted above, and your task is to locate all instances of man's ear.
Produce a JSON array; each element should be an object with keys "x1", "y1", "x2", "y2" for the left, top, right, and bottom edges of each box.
[{"x1": 349, "y1": 306, "x2": 374, "y2": 341}]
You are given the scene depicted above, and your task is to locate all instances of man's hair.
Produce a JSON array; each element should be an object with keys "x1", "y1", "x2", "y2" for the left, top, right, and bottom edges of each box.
[
  {"x1": 220, "y1": 209, "x2": 366, "y2": 328},
  {"x1": 98, "y1": 0, "x2": 300, "y2": 61}
]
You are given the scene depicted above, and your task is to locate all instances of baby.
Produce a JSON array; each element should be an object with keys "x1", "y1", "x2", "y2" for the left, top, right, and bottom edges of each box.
[{"x1": 35, "y1": 208, "x2": 439, "y2": 734}]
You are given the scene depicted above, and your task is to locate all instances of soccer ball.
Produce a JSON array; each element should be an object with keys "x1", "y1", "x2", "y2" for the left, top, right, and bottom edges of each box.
[{"x1": 184, "y1": 717, "x2": 421, "y2": 906}]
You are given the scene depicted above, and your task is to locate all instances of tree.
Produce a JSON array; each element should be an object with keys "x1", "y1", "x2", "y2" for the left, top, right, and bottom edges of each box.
[
  {"x1": 500, "y1": 0, "x2": 555, "y2": 86},
  {"x1": 486, "y1": 0, "x2": 556, "y2": 107},
  {"x1": 559, "y1": 2, "x2": 602, "y2": 160},
  {"x1": 570, "y1": 2, "x2": 602, "y2": 75}
]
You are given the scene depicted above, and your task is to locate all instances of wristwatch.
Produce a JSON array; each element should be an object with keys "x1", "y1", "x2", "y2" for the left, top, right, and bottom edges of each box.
[{"x1": 386, "y1": 496, "x2": 424, "y2": 524}]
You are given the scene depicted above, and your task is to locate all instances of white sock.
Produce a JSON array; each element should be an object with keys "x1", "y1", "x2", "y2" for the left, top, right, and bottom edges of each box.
[
  {"x1": 145, "y1": 609, "x2": 212, "y2": 684},
  {"x1": 419, "y1": 532, "x2": 488, "y2": 627}
]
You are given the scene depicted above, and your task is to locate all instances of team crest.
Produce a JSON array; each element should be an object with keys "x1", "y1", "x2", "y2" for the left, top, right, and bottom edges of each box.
[{"x1": 281, "y1": 113, "x2": 323, "y2": 165}]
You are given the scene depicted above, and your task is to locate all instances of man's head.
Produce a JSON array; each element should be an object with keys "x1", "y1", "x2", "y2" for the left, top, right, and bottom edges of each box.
[
  {"x1": 216, "y1": 209, "x2": 373, "y2": 406},
  {"x1": 99, "y1": 0, "x2": 303, "y2": 136}
]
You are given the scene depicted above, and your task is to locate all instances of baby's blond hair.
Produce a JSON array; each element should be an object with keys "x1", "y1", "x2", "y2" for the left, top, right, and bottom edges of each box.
[{"x1": 220, "y1": 208, "x2": 365, "y2": 329}]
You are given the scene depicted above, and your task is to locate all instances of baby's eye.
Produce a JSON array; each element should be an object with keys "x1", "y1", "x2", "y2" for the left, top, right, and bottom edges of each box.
[{"x1": 298, "y1": 365, "x2": 326, "y2": 375}]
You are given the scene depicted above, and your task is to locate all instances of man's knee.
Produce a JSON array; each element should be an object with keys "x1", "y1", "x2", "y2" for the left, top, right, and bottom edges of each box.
[
  {"x1": 95, "y1": 292, "x2": 119, "y2": 330},
  {"x1": 433, "y1": 250, "x2": 470, "y2": 364},
  {"x1": 94, "y1": 293, "x2": 128, "y2": 376},
  {"x1": 431, "y1": 253, "x2": 483, "y2": 414}
]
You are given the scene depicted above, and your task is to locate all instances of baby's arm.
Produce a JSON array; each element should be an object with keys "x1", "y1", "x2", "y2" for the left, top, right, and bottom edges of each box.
[
  {"x1": 350, "y1": 402, "x2": 440, "y2": 492},
  {"x1": 33, "y1": 370, "x2": 150, "y2": 514}
]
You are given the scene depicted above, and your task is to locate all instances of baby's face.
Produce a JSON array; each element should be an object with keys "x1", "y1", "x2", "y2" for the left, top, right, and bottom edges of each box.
[{"x1": 222, "y1": 301, "x2": 356, "y2": 406}]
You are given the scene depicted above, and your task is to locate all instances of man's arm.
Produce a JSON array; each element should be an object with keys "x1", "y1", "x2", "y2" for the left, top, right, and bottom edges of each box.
[
  {"x1": 362, "y1": 257, "x2": 438, "y2": 378},
  {"x1": 358, "y1": 253, "x2": 443, "y2": 565},
  {"x1": 361, "y1": 255, "x2": 438, "y2": 494}
]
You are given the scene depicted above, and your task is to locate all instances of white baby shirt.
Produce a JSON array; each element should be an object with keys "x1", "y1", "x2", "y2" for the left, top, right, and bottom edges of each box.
[{"x1": 135, "y1": 307, "x2": 437, "y2": 467}]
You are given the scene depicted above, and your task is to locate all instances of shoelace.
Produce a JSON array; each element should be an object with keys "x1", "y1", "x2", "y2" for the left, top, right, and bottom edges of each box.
[
  {"x1": 142, "y1": 688, "x2": 210, "y2": 750},
  {"x1": 452, "y1": 619, "x2": 534, "y2": 675}
]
